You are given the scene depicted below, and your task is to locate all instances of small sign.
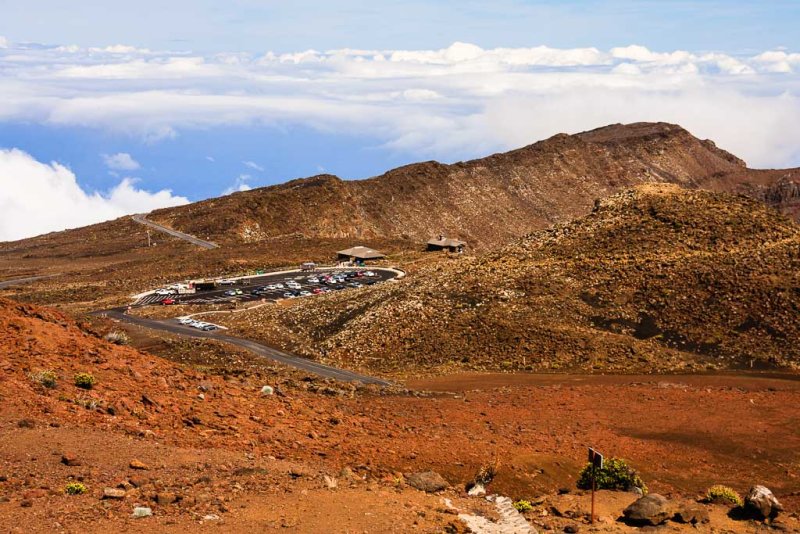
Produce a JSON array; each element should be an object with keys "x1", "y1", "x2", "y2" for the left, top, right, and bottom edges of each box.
[{"x1": 588, "y1": 447, "x2": 604, "y2": 469}]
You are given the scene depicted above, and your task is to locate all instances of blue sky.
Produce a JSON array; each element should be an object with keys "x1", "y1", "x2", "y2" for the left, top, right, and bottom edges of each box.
[{"x1": 0, "y1": 1, "x2": 799, "y2": 240}]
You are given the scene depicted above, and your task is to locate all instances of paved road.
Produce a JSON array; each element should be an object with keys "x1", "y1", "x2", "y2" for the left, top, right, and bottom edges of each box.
[
  {"x1": 132, "y1": 213, "x2": 219, "y2": 249},
  {"x1": 97, "y1": 308, "x2": 392, "y2": 386},
  {"x1": 0, "y1": 274, "x2": 58, "y2": 289}
]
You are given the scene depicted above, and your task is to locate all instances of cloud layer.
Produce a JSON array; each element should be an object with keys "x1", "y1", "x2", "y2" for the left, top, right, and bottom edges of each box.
[
  {"x1": 0, "y1": 148, "x2": 188, "y2": 241},
  {"x1": 0, "y1": 38, "x2": 799, "y2": 169}
]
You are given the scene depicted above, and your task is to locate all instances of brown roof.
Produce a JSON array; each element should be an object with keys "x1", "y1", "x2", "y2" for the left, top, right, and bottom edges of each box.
[
  {"x1": 427, "y1": 237, "x2": 467, "y2": 248},
  {"x1": 336, "y1": 246, "x2": 386, "y2": 259}
]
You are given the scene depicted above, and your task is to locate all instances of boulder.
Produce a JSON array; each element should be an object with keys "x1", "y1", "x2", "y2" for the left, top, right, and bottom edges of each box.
[
  {"x1": 622, "y1": 494, "x2": 673, "y2": 526},
  {"x1": 745, "y1": 485, "x2": 783, "y2": 520},
  {"x1": 102, "y1": 487, "x2": 126, "y2": 500},
  {"x1": 60, "y1": 453, "x2": 82, "y2": 467},
  {"x1": 129, "y1": 459, "x2": 149, "y2": 470},
  {"x1": 260, "y1": 385, "x2": 274, "y2": 396},
  {"x1": 673, "y1": 503, "x2": 709, "y2": 524},
  {"x1": 132, "y1": 506, "x2": 152, "y2": 518},
  {"x1": 156, "y1": 492, "x2": 178, "y2": 505},
  {"x1": 406, "y1": 471, "x2": 448, "y2": 493}
]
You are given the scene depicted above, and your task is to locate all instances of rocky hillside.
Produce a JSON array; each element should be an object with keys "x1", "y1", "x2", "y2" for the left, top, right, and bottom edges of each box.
[
  {"x1": 150, "y1": 122, "x2": 799, "y2": 248},
  {"x1": 224, "y1": 184, "x2": 800, "y2": 374}
]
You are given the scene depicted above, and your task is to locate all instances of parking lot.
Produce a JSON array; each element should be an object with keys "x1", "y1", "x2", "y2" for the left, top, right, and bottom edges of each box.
[{"x1": 134, "y1": 268, "x2": 399, "y2": 308}]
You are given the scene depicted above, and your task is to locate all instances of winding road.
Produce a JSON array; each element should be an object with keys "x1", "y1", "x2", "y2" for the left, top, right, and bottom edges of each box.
[
  {"x1": 98, "y1": 308, "x2": 393, "y2": 386},
  {"x1": 132, "y1": 213, "x2": 219, "y2": 249}
]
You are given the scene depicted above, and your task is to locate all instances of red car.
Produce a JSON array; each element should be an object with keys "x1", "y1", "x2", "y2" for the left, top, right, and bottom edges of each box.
[
  {"x1": 161, "y1": 298, "x2": 176, "y2": 305},
  {"x1": 312, "y1": 288, "x2": 324, "y2": 294}
]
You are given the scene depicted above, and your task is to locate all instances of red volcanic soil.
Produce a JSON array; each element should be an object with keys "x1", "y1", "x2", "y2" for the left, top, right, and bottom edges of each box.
[{"x1": 1, "y1": 297, "x2": 800, "y2": 532}]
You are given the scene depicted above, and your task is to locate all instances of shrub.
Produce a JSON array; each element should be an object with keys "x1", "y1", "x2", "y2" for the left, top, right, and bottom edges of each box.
[
  {"x1": 706, "y1": 485, "x2": 743, "y2": 506},
  {"x1": 474, "y1": 459, "x2": 499, "y2": 486},
  {"x1": 577, "y1": 457, "x2": 647, "y2": 494},
  {"x1": 74, "y1": 372, "x2": 96, "y2": 390},
  {"x1": 513, "y1": 500, "x2": 533, "y2": 513},
  {"x1": 103, "y1": 330, "x2": 130, "y2": 345},
  {"x1": 64, "y1": 482, "x2": 88, "y2": 495},
  {"x1": 30, "y1": 370, "x2": 58, "y2": 389}
]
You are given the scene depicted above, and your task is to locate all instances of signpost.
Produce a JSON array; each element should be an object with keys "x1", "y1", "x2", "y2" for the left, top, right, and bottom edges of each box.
[{"x1": 588, "y1": 447, "x2": 604, "y2": 525}]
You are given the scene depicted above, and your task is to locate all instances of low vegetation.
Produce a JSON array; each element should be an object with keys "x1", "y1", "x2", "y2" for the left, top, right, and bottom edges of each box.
[
  {"x1": 64, "y1": 482, "x2": 88, "y2": 495},
  {"x1": 74, "y1": 372, "x2": 96, "y2": 390},
  {"x1": 706, "y1": 485, "x2": 743, "y2": 506},
  {"x1": 29, "y1": 369, "x2": 57, "y2": 389},
  {"x1": 513, "y1": 500, "x2": 533, "y2": 513},
  {"x1": 103, "y1": 330, "x2": 130, "y2": 345},
  {"x1": 577, "y1": 457, "x2": 647, "y2": 494}
]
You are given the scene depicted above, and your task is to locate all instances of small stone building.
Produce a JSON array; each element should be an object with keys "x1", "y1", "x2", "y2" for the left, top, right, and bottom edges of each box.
[
  {"x1": 336, "y1": 245, "x2": 386, "y2": 263},
  {"x1": 426, "y1": 235, "x2": 467, "y2": 253}
]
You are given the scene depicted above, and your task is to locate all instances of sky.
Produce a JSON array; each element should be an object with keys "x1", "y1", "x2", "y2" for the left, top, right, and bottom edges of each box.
[{"x1": 1, "y1": 1, "x2": 799, "y2": 241}]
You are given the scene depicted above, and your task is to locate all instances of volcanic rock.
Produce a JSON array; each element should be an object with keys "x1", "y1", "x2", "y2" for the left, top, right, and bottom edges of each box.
[
  {"x1": 406, "y1": 471, "x2": 448, "y2": 493},
  {"x1": 622, "y1": 494, "x2": 674, "y2": 526},
  {"x1": 744, "y1": 485, "x2": 783, "y2": 520}
]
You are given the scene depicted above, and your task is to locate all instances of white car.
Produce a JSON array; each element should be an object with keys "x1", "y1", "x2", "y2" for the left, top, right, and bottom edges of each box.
[
  {"x1": 299, "y1": 290, "x2": 312, "y2": 297},
  {"x1": 266, "y1": 284, "x2": 278, "y2": 290},
  {"x1": 364, "y1": 271, "x2": 376, "y2": 277},
  {"x1": 218, "y1": 279, "x2": 236, "y2": 285},
  {"x1": 307, "y1": 277, "x2": 319, "y2": 284},
  {"x1": 287, "y1": 282, "x2": 301, "y2": 289},
  {"x1": 274, "y1": 283, "x2": 284, "y2": 289},
  {"x1": 155, "y1": 288, "x2": 174, "y2": 296},
  {"x1": 178, "y1": 317, "x2": 194, "y2": 325}
]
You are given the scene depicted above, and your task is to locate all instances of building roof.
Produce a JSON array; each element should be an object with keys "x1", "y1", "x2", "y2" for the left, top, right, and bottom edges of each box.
[
  {"x1": 427, "y1": 236, "x2": 467, "y2": 248},
  {"x1": 336, "y1": 245, "x2": 386, "y2": 259}
]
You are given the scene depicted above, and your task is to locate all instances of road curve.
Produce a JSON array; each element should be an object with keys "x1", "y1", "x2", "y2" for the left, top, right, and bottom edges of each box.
[
  {"x1": 132, "y1": 213, "x2": 219, "y2": 249},
  {"x1": 97, "y1": 308, "x2": 392, "y2": 386}
]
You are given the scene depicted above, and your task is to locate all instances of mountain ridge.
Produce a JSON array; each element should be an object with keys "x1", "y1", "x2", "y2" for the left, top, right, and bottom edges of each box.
[{"x1": 147, "y1": 121, "x2": 799, "y2": 249}]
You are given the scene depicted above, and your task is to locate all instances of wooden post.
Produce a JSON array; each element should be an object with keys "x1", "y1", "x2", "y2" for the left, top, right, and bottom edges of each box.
[{"x1": 591, "y1": 463, "x2": 596, "y2": 525}]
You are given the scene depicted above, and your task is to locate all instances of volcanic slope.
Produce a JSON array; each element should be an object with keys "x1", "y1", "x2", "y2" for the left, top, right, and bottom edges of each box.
[
  {"x1": 223, "y1": 184, "x2": 800, "y2": 375},
  {"x1": 149, "y1": 122, "x2": 800, "y2": 248}
]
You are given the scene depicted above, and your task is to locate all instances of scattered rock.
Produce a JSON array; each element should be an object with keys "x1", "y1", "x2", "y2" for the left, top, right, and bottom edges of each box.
[
  {"x1": 132, "y1": 506, "x2": 152, "y2": 518},
  {"x1": 406, "y1": 471, "x2": 448, "y2": 493},
  {"x1": 17, "y1": 419, "x2": 35, "y2": 429},
  {"x1": 60, "y1": 453, "x2": 82, "y2": 467},
  {"x1": 156, "y1": 492, "x2": 178, "y2": 506},
  {"x1": 673, "y1": 503, "x2": 709, "y2": 524},
  {"x1": 129, "y1": 459, "x2": 149, "y2": 470},
  {"x1": 260, "y1": 385, "x2": 274, "y2": 396},
  {"x1": 622, "y1": 494, "x2": 674, "y2": 526},
  {"x1": 202, "y1": 514, "x2": 220, "y2": 521},
  {"x1": 745, "y1": 485, "x2": 783, "y2": 520},
  {"x1": 564, "y1": 525, "x2": 579, "y2": 533},
  {"x1": 20, "y1": 500, "x2": 32, "y2": 508},
  {"x1": 102, "y1": 488, "x2": 126, "y2": 500},
  {"x1": 323, "y1": 475, "x2": 338, "y2": 489},
  {"x1": 467, "y1": 482, "x2": 485, "y2": 496}
]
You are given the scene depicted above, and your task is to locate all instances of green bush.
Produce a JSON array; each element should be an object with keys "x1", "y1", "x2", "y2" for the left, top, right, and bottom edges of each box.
[
  {"x1": 64, "y1": 482, "x2": 88, "y2": 495},
  {"x1": 74, "y1": 372, "x2": 96, "y2": 390},
  {"x1": 30, "y1": 370, "x2": 58, "y2": 389},
  {"x1": 705, "y1": 485, "x2": 742, "y2": 506},
  {"x1": 577, "y1": 457, "x2": 647, "y2": 494},
  {"x1": 513, "y1": 500, "x2": 533, "y2": 513}
]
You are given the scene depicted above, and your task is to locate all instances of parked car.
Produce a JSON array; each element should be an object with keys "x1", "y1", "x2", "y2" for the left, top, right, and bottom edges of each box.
[
  {"x1": 274, "y1": 283, "x2": 285, "y2": 289},
  {"x1": 224, "y1": 289, "x2": 237, "y2": 296},
  {"x1": 218, "y1": 279, "x2": 236, "y2": 285},
  {"x1": 307, "y1": 277, "x2": 319, "y2": 284},
  {"x1": 201, "y1": 325, "x2": 218, "y2": 331},
  {"x1": 161, "y1": 298, "x2": 176, "y2": 305},
  {"x1": 234, "y1": 289, "x2": 243, "y2": 295},
  {"x1": 312, "y1": 288, "x2": 324, "y2": 294},
  {"x1": 299, "y1": 290, "x2": 312, "y2": 297},
  {"x1": 282, "y1": 292, "x2": 295, "y2": 298},
  {"x1": 178, "y1": 317, "x2": 193, "y2": 324},
  {"x1": 363, "y1": 271, "x2": 376, "y2": 277},
  {"x1": 155, "y1": 288, "x2": 174, "y2": 296}
]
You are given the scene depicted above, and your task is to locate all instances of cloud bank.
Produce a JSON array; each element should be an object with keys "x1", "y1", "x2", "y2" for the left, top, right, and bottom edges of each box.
[
  {"x1": 0, "y1": 148, "x2": 188, "y2": 241},
  {"x1": 0, "y1": 40, "x2": 799, "y2": 168}
]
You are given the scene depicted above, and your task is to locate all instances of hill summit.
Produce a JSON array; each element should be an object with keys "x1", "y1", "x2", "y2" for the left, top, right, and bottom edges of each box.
[{"x1": 149, "y1": 122, "x2": 799, "y2": 249}]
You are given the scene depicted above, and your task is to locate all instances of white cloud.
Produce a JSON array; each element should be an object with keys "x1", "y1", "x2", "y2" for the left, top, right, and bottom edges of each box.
[
  {"x1": 206, "y1": 156, "x2": 215, "y2": 162},
  {"x1": 0, "y1": 148, "x2": 188, "y2": 241},
  {"x1": 0, "y1": 36, "x2": 8, "y2": 49},
  {"x1": 102, "y1": 152, "x2": 140, "y2": 171},
  {"x1": 0, "y1": 41, "x2": 799, "y2": 167},
  {"x1": 243, "y1": 160, "x2": 264, "y2": 171},
  {"x1": 222, "y1": 174, "x2": 252, "y2": 195}
]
